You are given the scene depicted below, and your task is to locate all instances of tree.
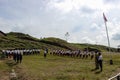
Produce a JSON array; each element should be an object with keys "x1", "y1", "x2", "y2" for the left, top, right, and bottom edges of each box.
[
  {"x1": 117, "y1": 45, "x2": 120, "y2": 52},
  {"x1": 65, "y1": 32, "x2": 70, "y2": 42}
]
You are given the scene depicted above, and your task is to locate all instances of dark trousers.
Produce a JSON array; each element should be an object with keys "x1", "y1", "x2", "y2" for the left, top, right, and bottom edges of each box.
[
  {"x1": 13, "y1": 54, "x2": 17, "y2": 62},
  {"x1": 95, "y1": 61, "x2": 99, "y2": 69},
  {"x1": 98, "y1": 60, "x2": 103, "y2": 71},
  {"x1": 44, "y1": 54, "x2": 46, "y2": 58},
  {"x1": 19, "y1": 55, "x2": 22, "y2": 63}
]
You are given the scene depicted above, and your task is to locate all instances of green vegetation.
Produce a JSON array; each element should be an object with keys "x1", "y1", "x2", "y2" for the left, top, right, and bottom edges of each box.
[
  {"x1": 0, "y1": 52, "x2": 120, "y2": 80},
  {"x1": 72, "y1": 43, "x2": 117, "y2": 52},
  {"x1": 0, "y1": 60, "x2": 10, "y2": 79},
  {"x1": 0, "y1": 31, "x2": 120, "y2": 80},
  {"x1": 0, "y1": 32, "x2": 77, "y2": 50},
  {"x1": 0, "y1": 32, "x2": 117, "y2": 51}
]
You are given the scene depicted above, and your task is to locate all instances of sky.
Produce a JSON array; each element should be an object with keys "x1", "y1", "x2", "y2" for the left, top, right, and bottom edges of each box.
[{"x1": 0, "y1": 0, "x2": 120, "y2": 48}]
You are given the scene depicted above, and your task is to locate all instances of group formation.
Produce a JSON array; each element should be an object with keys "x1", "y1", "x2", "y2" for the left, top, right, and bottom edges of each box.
[
  {"x1": 50, "y1": 49, "x2": 103, "y2": 71},
  {"x1": 49, "y1": 49, "x2": 98, "y2": 59},
  {"x1": 1, "y1": 48, "x2": 103, "y2": 71},
  {"x1": 2, "y1": 48, "x2": 41, "y2": 63}
]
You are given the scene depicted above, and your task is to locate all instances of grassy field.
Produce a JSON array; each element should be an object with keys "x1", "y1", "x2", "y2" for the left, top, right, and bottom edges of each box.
[
  {"x1": 1, "y1": 31, "x2": 120, "y2": 80},
  {"x1": 0, "y1": 52, "x2": 120, "y2": 80},
  {"x1": 0, "y1": 59, "x2": 10, "y2": 80}
]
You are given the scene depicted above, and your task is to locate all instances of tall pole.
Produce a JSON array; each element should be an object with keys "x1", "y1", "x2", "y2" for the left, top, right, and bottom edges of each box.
[
  {"x1": 103, "y1": 13, "x2": 113, "y2": 65},
  {"x1": 104, "y1": 21, "x2": 111, "y2": 50}
]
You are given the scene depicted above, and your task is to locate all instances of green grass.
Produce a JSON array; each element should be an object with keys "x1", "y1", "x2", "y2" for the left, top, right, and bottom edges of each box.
[
  {"x1": 0, "y1": 60, "x2": 10, "y2": 79},
  {"x1": 72, "y1": 43, "x2": 117, "y2": 52},
  {"x1": 0, "y1": 31, "x2": 119, "y2": 80},
  {"x1": 0, "y1": 52, "x2": 118, "y2": 80}
]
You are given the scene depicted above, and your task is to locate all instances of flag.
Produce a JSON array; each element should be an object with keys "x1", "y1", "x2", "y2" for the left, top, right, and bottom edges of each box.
[{"x1": 103, "y1": 13, "x2": 107, "y2": 22}]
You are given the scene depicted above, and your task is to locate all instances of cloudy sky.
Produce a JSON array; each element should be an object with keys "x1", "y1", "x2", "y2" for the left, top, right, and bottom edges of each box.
[{"x1": 0, "y1": 0, "x2": 120, "y2": 48}]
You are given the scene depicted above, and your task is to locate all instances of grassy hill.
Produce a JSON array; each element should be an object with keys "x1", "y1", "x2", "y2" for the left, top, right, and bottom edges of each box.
[
  {"x1": 0, "y1": 32, "x2": 69, "y2": 50},
  {"x1": 0, "y1": 31, "x2": 117, "y2": 52},
  {"x1": 72, "y1": 43, "x2": 117, "y2": 52}
]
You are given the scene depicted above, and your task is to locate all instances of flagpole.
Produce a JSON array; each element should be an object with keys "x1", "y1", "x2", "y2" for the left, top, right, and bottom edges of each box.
[{"x1": 103, "y1": 13, "x2": 113, "y2": 65}]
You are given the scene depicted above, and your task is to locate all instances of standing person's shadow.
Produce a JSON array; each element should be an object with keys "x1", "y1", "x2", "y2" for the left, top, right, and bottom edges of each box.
[
  {"x1": 91, "y1": 68, "x2": 102, "y2": 74},
  {"x1": 91, "y1": 68, "x2": 99, "y2": 71},
  {"x1": 95, "y1": 70, "x2": 102, "y2": 74}
]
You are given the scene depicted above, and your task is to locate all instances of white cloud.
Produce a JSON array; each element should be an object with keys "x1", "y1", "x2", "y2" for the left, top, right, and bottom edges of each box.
[
  {"x1": 49, "y1": 0, "x2": 114, "y2": 14},
  {"x1": 0, "y1": 17, "x2": 14, "y2": 32},
  {"x1": 90, "y1": 23, "x2": 100, "y2": 30},
  {"x1": 0, "y1": 0, "x2": 120, "y2": 48},
  {"x1": 81, "y1": 37, "x2": 95, "y2": 44}
]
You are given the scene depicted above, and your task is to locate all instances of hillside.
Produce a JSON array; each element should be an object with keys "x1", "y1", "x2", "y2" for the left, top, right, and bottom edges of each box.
[
  {"x1": 0, "y1": 32, "x2": 76, "y2": 50},
  {"x1": 72, "y1": 43, "x2": 117, "y2": 52},
  {"x1": 0, "y1": 31, "x2": 117, "y2": 52}
]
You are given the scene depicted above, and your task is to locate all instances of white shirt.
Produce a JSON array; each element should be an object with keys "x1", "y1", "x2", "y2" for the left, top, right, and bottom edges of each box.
[{"x1": 98, "y1": 55, "x2": 103, "y2": 60}]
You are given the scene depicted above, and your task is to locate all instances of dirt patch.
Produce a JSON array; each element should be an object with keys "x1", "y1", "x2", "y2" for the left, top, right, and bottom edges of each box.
[
  {"x1": 0, "y1": 71, "x2": 9, "y2": 80},
  {"x1": 13, "y1": 65, "x2": 28, "y2": 80},
  {"x1": 0, "y1": 60, "x2": 2, "y2": 63}
]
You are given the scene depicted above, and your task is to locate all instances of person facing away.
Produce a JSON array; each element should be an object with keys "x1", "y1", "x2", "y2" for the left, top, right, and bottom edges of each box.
[
  {"x1": 19, "y1": 50, "x2": 23, "y2": 63},
  {"x1": 16, "y1": 50, "x2": 20, "y2": 63},
  {"x1": 13, "y1": 50, "x2": 17, "y2": 62},
  {"x1": 98, "y1": 52, "x2": 103, "y2": 71}
]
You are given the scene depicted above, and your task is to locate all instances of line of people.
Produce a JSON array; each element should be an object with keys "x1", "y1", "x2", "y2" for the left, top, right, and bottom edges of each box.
[
  {"x1": 2, "y1": 48, "x2": 41, "y2": 63},
  {"x1": 50, "y1": 49, "x2": 103, "y2": 71},
  {"x1": 2, "y1": 49, "x2": 23, "y2": 63},
  {"x1": 50, "y1": 49, "x2": 95, "y2": 59},
  {"x1": 1, "y1": 48, "x2": 103, "y2": 71}
]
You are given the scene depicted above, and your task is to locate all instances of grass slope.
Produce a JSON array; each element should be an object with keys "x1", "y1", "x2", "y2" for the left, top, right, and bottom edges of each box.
[
  {"x1": 0, "y1": 32, "x2": 71, "y2": 50},
  {"x1": 0, "y1": 32, "x2": 116, "y2": 52},
  {"x1": 72, "y1": 43, "x2": 117, "y2": 52}
]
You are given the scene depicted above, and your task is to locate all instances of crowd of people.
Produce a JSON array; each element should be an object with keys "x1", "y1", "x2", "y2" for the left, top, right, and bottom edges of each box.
[
  {"x1": 1, "y1": 48, "x2": 103, "y2": 71},
  {"x1": 50, "y1": 49, "x2": 95, "y2": 59},
  {"x1": 49, "y1": 49, "x2": 103, "y2": 71}
]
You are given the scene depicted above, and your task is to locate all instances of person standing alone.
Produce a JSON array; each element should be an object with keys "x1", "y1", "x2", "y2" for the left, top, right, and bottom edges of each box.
[{"x1": 98, "y1": 52, "x2": 103, "y2": 71}]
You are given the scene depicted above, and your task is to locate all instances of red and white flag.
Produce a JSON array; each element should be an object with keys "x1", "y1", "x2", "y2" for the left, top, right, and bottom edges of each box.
[{"x1": 103, "y1": 13, "x2": 107, "y2": 22}]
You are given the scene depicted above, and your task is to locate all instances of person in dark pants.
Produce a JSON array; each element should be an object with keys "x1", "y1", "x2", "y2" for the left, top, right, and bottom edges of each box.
[
  {"x1": 13, "y1": 53, "x2": 17, "y2": 62},
  {"x1": 46, "y1": 48, "x2": 48, "y2": 53},
  {"x1": 16, "y1": 53, "x2": 20, "y2": 63},
  {"x1": 98, "y1": 52, "x2": 103, "y2": 71},
  {"x1": 95, "y1": 52, "x2": 99, "y2": 70},
  {"x1": 19, "y1": 53, "x2": 23, "y2": 63}
]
